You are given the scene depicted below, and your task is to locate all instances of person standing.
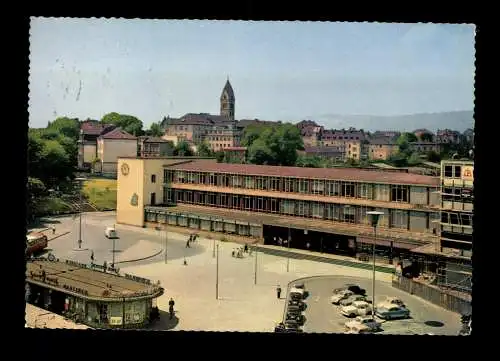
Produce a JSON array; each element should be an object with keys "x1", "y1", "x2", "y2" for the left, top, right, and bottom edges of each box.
[
  {"x1": 276, "y1": 284, "x2": 282, "y2": 299},
  {"x1": 168, "y1": 298, "x2": 175, "y2": 320},
  {"x1": 90, "y1": 250, "x2": 94, "y2": 264}
]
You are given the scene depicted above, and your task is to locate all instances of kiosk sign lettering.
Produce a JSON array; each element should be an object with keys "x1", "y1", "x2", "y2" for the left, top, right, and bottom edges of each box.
[
  {"x1": 461, "y1": 166, "x2": 474, "y2": 181},
  {"x1": 110, "y1": 316, "x2": 123, "y2": 325}
]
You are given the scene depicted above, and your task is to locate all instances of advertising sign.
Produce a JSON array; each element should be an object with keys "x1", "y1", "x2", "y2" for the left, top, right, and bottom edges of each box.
[
  {"x1": 110, "y1": 317, "x2": 123, "y2": 325},
  {"x1": 461, "y1": 166, "x2": 474, "y2": 181}
]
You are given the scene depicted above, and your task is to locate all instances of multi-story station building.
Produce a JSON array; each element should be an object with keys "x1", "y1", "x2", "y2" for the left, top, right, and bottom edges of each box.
[{"x1": 117, "y1": 157, "x2": 441, "y2": 262}]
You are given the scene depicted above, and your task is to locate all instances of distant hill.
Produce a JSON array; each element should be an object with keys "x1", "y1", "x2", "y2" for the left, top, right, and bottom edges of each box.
[{"x1": 308, "y1": 111, "x2": 474, "y2": 132}]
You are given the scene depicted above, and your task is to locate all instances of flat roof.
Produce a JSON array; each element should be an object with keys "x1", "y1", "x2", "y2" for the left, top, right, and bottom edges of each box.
[
  {"x1": 26, "y1": 259, "x2": 164, "y2": 302},
  {"x1": 166, "y1": 160, "x2": 439, "y2": 186}
]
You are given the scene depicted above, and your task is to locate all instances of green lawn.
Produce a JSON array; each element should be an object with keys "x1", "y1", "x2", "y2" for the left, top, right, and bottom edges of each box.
[{"x1": 82, "y1": 178, "x2": 117, "y2": 210}]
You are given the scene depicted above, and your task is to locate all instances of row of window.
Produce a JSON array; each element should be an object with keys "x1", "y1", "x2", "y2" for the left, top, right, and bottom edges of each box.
[
  {"x1": 163, "y1": 189, "x2": 435, "y2": 230},
  {"x1": 440, "y1": 212, "x2": 473, "y2": 226},
  {"x1": 164, "y1": 170, "x2": 417, "y2": 203},
  {"x1": 443, "y1": 164, "x2": 471, "y2": 179},
  {"x1": 441, "y1": 187, "x2": 474, "y2": 203}
]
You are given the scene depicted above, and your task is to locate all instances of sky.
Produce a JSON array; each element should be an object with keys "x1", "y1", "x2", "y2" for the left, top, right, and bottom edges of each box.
[{"x1": 29, "y1": 19, "x2": 475, "y2": 128}]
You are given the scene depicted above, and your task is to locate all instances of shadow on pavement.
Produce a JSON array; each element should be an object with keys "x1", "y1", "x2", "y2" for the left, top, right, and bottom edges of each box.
[
  {"x1": 424, "y1": 320, "x2": 445, "y2": 327},
  {"x1": 147, "y1": 310, "x2": 179, "y2": 331}
]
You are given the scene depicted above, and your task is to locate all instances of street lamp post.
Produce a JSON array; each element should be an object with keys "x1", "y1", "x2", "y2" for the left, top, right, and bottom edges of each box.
[
  {"x1": 112, "y1": 235, "x2": 116, "y2": 268},
  {"x1": 286, "y1": 226, "x2": 291, "y2": 272},
  {"x1": 254, "y1": 246, "x2": 258, "y2": 285},
  {"x1": 74, "y1": 177, "x2": 87, "y2": 250},
  {"x1": 367, "y1": 211, "x2": 384, "y2": 312},
  {"x1": 164, "y1": 224, "x2": 168, "y2": 264},
  {"x1": 216, "y1": 243, "x2": 219, "y2": 300}
]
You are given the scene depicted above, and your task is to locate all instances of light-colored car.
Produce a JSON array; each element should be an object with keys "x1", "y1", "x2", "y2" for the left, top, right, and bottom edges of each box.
[
  {"x1": 345, "y1": 316, "x2": 381, "y2": 332},
  {"x1": 331, "y1": 290, "x2": 353, "y2": 304},
  {"x1": 375, "y1": 305, "x2": 410, "y2": 320},
  {"x1": 340, "y1": 301, "x2": 373, "y2": 318},
  {"x1": 339, "y1": 294, "x2": 368, "y2": 307},
  {"x1": 344, "y1": 323, "x2": 372, "y2": 334},
  {"x1": 290, "y1": 286, "x2": 305, "y2": 299},
  {"x1": 377, "y1": 296, "x2": 405, "y2": 309},
  {"x1": 105, "y1": 227, "x2": 118, "y2": 239}
]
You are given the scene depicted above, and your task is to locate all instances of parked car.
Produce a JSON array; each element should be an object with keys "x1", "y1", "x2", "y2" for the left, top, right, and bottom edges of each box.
[
  {"x1": 339, "y1": 294, "x2": 368, "y2": 307},
  {"x1": 290, "y1": 286, "x2": 305, "y2": 300},
  {"x1": 344, "y1": 323, "x2": 372, "y2": 334},
  {"x1": 375, "y1": 305, "x2": 410, "y2": 320},
  {"x1": 345, "y1": 316, "x2": 381, "y2": 332},
  {"x1": 341, "y1": 301, "x2": 373, "y2": 318},
  {"x1": 340, "y1": 301, "x2": 372, "y2": 317},
  {"x1": 333, "y1": 284, "x2": 366, "y2": 296},
  {"x1": 331, "y1": 290, "x2": 353, "y2": 304},
  {"x1": 377, "y1": 296, "x2": 405, "y2": 309},
  {"x1": 288, "y1": 300, "x2": 306, "y2": 311}
]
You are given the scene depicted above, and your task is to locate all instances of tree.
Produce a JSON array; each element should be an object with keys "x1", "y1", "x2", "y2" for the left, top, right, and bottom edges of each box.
[
  {"x1": 214, "y1": 150, "x2": 225, "y2": 163},
  {"x1": 296, "y1": 155, "x2": 322, "y2": 168},
  {"x1": 47, "y1": 117, "x2": 80, "y2": 140},
  {"x1": 174, "y1": 140, "x2": 194, "y2": 156},
  {"x1": 247, "y1": 138, "x2": 274, "y2": 165},
  {"x1": 246, "y1": 123, "x2": 303, "y2": 166},
  {"x1": 387, "y1": 153, "x2": 408, "y2": 167},
  {"x1": 407, "y1": 152, "x2": 421, "y2": 166},
  {"x1": 101, "y1": 112, "x2": 144, "y2": 136},
  {"x1": 148, "y1": 122, "x2": 164, "y2": 137},
  {"x1": 197, "y1": 142, "x2": 214, "y2": 157},
  {"x1": 426, "y1": 150, "x2": 441, "y2": 163}
]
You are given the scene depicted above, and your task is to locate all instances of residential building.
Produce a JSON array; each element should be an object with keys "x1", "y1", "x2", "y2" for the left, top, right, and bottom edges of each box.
[
  {"x1": 368, "y1": 138, "x2": 399, "y2": 160},
  {"x1": 161, "y1": 79, "x2": 243, "y2": 152},
  {"x1": 408, "y1": 142, "x2": 442, "y2": 154},
  {"x1": 205, "y1": 124, "x2": 242, "y2": 152},
  {"x1": 97, "y1": 128, "x2": 138, "y2": 174},
  {"x1": 372, "y1": 130, "x2": 401, "y2": 139},
  {"x1": 301, "y1": 146, "x2": 345, "y2": 161},
  {"x1": 117, "y1": 158, "x2": 441, "y2": 263},
  {"x1": 413, "y1": 129, "x2": 434, "y2": 141},
  {"x1": 320, "y1": 128, "x2": 366, "y2": 161},
  {"x1": 78, "y1": 120, "x2": 116, "y2": 169},
  {"x1": 436, "y1": 129, "x2": 461, "y2": 144},
  {"x1": 137, "y1": 136, "x2": 174, "y2": 158}
]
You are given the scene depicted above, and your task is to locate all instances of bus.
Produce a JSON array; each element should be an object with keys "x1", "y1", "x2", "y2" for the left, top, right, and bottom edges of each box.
[{"x1": 26, "y1": 232, "x2": 48, "y2": 256}]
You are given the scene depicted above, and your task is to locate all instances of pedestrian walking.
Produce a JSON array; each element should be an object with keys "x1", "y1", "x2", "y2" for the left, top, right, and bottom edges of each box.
[
  {"x1": 244, "y1": 244, "x2": 248, "y2": 253},
  {"x1": 52, "y1": 226, "x2": 56, "y2": 235},
  {"x1": 276, "y1": 284, "x2": 282, "y2": 299},
  {"x1": 306, "y1": 242, "x2": 311, "y2": 250},
  {"x1": 90, "y1": 250, "x2": 94, "y2": 264},
  {"x1": 185, "y1": 239, "x2": 190, "y2": 248},
  {"x1": 168, "y1": 298, "x2": 175, "y2": 320}
]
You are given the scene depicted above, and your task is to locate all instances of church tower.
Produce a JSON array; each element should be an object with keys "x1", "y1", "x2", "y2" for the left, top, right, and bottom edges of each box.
[{"x1": 220, "y1": 78, "x2": 235, "y2": 121}]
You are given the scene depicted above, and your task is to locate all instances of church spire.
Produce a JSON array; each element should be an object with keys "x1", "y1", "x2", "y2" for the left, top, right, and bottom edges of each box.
[{"x1": 220, "y1": 78, "x2": 235, "y2": 121}]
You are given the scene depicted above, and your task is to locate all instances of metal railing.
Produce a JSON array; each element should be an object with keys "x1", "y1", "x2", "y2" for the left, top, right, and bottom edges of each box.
[{"x1": 392, "y1": 276, "x2": 471, "y2": 315}]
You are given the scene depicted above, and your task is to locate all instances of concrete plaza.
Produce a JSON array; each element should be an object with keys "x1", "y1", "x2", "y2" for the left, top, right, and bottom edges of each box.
[{"x1": 33, "y1": 212, "x2": 461, "y2": 333}]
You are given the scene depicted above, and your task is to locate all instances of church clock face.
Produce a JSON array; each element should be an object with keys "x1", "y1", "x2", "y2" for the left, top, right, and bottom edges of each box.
[{"x1": 121, "y1": 163, "x2": 130, "y2": 176}]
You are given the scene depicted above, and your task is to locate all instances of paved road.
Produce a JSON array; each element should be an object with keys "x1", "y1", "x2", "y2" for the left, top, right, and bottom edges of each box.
[
  {"x1": 44, "y1": 214, "x2": 205, "y2": 267},
  {"x1": 290, "y1": 276, "x2": 462, "y2": 335}
]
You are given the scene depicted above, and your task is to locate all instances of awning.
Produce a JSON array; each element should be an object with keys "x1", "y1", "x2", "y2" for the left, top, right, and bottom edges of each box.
[{"x1": 357, "y1": 237, "x2": 423, "y2": 250}]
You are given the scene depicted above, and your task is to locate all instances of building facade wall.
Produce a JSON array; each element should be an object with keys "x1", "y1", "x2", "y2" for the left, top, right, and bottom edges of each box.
[
  {"x1": 368, "y1": 144, "x2": 399, "y2": 160},
  {"x1": 83, "y1": 143, "x2": 97, "y2": 163},
  {"x1": 439, "y1": 160, "x2": 474, "y2": 254},
  {"x1": 116, "y1": 158, "x2": 145, "y2": 227}
]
